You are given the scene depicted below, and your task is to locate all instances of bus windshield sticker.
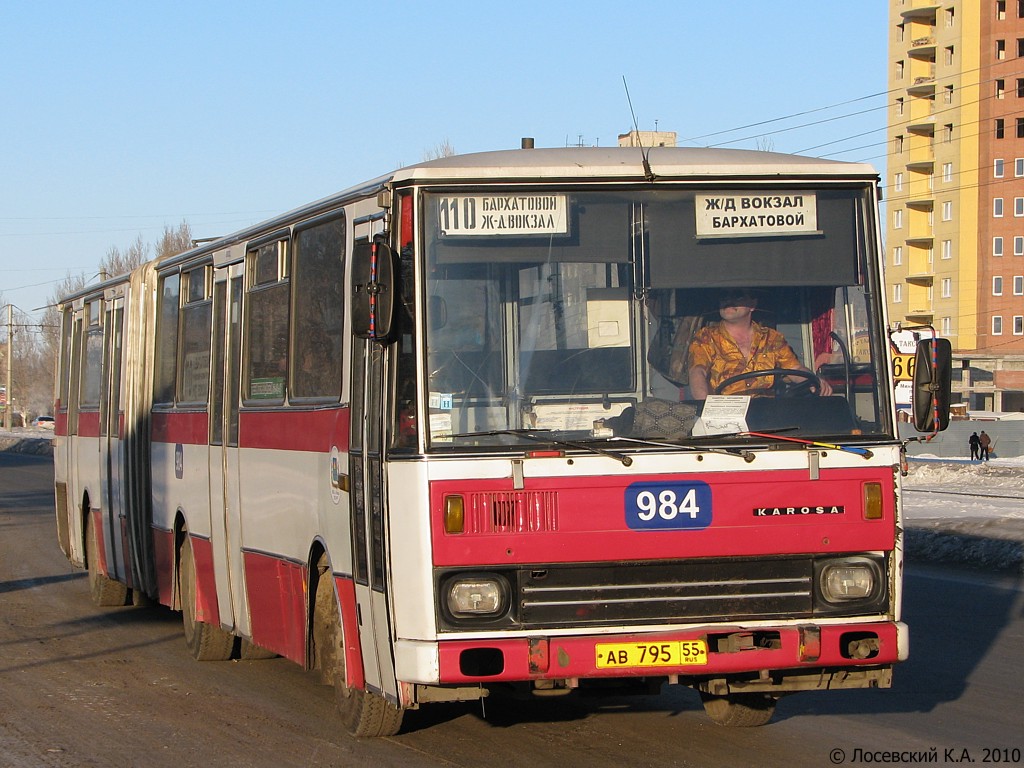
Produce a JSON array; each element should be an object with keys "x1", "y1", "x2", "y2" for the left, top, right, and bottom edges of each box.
[
  {"x1": 530, "y1": 402, "x2": 629, "y2": 432},
  {"x1": 428, "y1": 392, "x2": 454, "y2": 410},
  {"x1": 438, "y1": 194, "x2": 568, "y2": 237},
  {"x1": 430, "y1": 412, "x2": 453, "y2": 441},
  {"x1": 695, "y1": 192, "x2": 819, "y2": 238}
]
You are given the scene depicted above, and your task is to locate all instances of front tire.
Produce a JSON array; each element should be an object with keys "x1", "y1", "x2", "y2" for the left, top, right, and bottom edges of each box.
[
  {"x1": 700, "y1": 692, "x2": 777, "y2": 727},
  {"x1": 179, "y1": 534, "x2": 236, "y2": 661},
  {"x1": 85, "y1": 509, "x2": 129, "y2": 607},
  {"x1": 312, "y1": 555, "x2": 403, "y2": 737}
]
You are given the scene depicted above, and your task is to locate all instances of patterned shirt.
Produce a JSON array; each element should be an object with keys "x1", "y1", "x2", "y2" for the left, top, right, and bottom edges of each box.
[{"x1": 687, "y1": 321, "x2": 801, "y2": 396}]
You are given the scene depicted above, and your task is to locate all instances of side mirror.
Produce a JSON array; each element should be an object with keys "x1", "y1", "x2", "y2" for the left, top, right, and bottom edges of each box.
[
  {"x1": 912, "y1": 337, "x2": 952, "y2": 433},
  {"x1": 352, "y1": 238, "x2": 397, "y2": 341}
]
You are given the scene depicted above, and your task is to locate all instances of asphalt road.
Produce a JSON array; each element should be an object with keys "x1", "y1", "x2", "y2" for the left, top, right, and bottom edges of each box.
[{"x1": 2, "y1": 453, "x2": 1022, "y2": 768}]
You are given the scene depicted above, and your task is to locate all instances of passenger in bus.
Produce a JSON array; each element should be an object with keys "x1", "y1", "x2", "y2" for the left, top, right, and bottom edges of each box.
[{"x1": 685, "y1": 288, "x2": 832, "y2": 400}]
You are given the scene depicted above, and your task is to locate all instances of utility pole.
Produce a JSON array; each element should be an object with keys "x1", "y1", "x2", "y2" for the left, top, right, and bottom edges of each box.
[{"x1": 4, "y1": 304, "x2": 12, "y2": 431}]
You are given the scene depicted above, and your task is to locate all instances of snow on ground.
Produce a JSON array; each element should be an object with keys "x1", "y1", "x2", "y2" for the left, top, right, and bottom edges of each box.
[
  {"x1": 902, "y1": 456, "x2": 1024, "y2": 571},
  {"x1": 903, "y1": 456, "x2": 1024, "y2": 521}
]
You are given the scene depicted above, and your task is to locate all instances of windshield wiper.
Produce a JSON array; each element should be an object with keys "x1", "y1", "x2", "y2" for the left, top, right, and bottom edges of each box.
[
  {"x1": 609, "y1": 436, "x2": 755, "y2": 463},
  {"x1": 687, "y1": 427, "x2": 872, "y2": 460},
  {"x1": 453, "y1": 429, "x2": 634, "y2": 466},
  {"x1": 740, "y1": 430, "x2": 873, "y2": 459}
]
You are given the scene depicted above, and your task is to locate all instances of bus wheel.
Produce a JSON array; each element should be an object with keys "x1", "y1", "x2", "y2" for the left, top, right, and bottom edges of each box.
[
  {"x1": 700, "y1": 692, "x2": 777, "y2": 727},
  {"x1": 313, "y1": 556, "x2": 403, "y2": 737},
  {"x1": 179, "y1": 534, "x2": 235, "y2": 661},
  {"x1": 85, "y1": 510, "x2": 128, "y2": 607},
  {"x1": 240, "y1": 638, "x2": 277, "y2": 660}
]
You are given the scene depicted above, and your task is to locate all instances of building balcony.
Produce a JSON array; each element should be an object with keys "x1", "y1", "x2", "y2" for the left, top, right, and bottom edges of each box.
[
  {"x1": 906, "y1": 158, "x2": 934, "y2": 173},
  {"x1": 907, "y1": 77, "x2": 936, "y2": 96},
  {"x1": 905, "y1": 234, "x2": 934, "y2": 247},
  {"x1": 905, "y1": 272, "x2": 934, "y2": 284},
  {"x1": 900, "y1": 1, "x2": 940, "y2": 19},
  {"x1": 905, "y1": 195, "x2": 934, "y2": 210},
  {"x1": 908, "y1": 36, "x2": 936, "y2": 59},
  {"x1": 907, "y1": 116, "x2": 935, "y2": 135}
]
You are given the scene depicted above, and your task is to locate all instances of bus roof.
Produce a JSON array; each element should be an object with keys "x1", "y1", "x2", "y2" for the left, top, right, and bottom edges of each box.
[
  {"x1": 393, "y1": 146, "x2": 879, "y2": 183},
  {"x1": 58, "y1": 147, "x2": 877, "y2": 305}
]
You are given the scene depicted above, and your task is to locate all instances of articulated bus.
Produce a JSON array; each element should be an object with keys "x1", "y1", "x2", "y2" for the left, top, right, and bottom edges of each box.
[{"x1": 53, "y1": 146, "x2": 951, "y2": 736}]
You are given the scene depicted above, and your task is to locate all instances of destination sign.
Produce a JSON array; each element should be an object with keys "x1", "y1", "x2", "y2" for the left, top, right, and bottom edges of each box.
[
  {"x1": 695, "y1": 192, "x2": 818, "y2": 238},
  {"x1": 438, "y1": 194, "x2": 568, "y2": 236}
]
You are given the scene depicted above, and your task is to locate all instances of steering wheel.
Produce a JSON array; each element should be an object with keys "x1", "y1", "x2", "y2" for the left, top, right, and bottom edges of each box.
[{"x1": 713, "y1": 368, "x2": 822, "y2": 398}]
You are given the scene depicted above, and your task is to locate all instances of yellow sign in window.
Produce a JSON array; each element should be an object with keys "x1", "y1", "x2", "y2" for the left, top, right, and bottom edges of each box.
[{"x1": 892, "y1": 353, "x2": 916, "y2": 382}]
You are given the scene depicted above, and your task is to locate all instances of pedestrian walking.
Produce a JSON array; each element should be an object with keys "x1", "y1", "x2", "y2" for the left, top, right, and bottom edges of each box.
[
  {"x1": 979, "y1": 430, "x2": 992, "y2": 461},
  {"x1": 969, "y1": 431, "x2": 980, "y2": 461}
]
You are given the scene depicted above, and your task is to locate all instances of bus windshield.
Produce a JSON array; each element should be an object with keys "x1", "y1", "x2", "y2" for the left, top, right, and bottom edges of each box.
[{"x1": 420, "y1": 187, "x2": 890, "y2": 451}]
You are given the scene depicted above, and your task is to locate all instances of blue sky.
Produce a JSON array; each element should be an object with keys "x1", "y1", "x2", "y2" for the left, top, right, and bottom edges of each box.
[{"x1": 0, "y1": 1, "x2": 889, "y2": 321}]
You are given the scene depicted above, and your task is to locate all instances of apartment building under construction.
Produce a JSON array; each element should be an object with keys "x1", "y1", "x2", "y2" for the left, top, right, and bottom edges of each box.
[{"x1": 887, "y1": 0, "x2": 1024, "y2": 410}]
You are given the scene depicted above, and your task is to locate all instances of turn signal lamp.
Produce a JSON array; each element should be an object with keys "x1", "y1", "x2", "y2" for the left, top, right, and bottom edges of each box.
[
  {"x1": 863, "y1": 482, "x2": 883, "y2": 520},
  {"x1": 444, "y1": 495, "x2": 465, "y2": 534}
]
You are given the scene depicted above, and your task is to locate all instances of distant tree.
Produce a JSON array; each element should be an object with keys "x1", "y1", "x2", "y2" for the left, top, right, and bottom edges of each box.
[
  {"x1": 156, "y1": 220, "x2": 193, "y2": 260},
  {"x1": 1, "y1": 296, "x2": 50, "y2": 421},
  {"x1": 101, "y1": 234, "x2": 149, "y2": 279},
  {"x1": 41, "y1": 273, "x2": 87, "y2": 349},
  {"x1": 423, "y1": 139, "x2": 456, "y2": 161},
  {"x1": 31, "y1": 220, "x2": 194, "y2": 417}
]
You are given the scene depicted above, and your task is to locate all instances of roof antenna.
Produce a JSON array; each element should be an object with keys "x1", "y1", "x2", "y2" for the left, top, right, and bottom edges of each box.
[{"x1": 623, "y1": 76, "x2": 655, "y2": 182}]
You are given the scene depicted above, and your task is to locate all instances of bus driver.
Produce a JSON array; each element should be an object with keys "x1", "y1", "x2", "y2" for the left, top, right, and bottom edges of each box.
[{"x1": 686, "y1": 288, "x2": 832, "y2": 400}]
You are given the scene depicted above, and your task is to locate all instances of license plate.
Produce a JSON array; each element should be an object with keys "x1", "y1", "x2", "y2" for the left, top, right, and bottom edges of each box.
[{"x1": 595, "y1": 639, "x2": 708, "y2": 669}]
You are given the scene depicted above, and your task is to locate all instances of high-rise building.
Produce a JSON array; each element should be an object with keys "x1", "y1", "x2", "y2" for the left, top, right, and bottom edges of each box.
[
  {"x1": 617, "y1": 130, "x2": 677, "y2": 148},
  {"x1": 886, "y1": 0, "x2": 1024, "y2": 411}
]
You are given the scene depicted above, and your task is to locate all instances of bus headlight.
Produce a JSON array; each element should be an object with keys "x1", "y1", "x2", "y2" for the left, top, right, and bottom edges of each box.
[
  {"x1": 819, "y1": 558, "x2": 878, "y2": 602},
  {"x1": 446, "y1": 576, "x2": 508, "y2": 618}
]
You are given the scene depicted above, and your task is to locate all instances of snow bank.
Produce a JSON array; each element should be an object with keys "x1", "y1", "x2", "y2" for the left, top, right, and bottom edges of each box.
[{"x1": 903, "y1": 458, "x2": 1024, "y2": 572}]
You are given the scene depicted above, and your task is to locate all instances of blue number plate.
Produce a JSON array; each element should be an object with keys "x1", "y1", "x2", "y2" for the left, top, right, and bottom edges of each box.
[{"x1": 625, "y1": 481, "x2": 713, "y2": 531}]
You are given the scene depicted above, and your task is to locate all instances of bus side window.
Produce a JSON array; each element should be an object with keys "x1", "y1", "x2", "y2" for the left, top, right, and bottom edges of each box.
[
  {"x1": 154, "y1": 273, "x2": 180, "y2": 405},
  {"x1": 290, "y1": 214, "x2": 345, "y2": 401},
  {"x1": 80, "y1": 300, "x2": 104, "y2": 409},
  {"x1": 178, "y1": 265, "x2": 213, "y2": 405},
  {"x1": 245, "y1": 238, "x2": 290, "y2": 404}
]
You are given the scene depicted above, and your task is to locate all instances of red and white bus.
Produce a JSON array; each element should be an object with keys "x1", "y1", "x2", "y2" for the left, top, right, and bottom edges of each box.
[{"x1": 53, "y1": 145, "x2": 950, "y2": 735}]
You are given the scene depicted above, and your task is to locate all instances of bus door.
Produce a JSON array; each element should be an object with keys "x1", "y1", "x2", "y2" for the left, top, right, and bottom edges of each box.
[
  {"x1": 100, "y1": 296, "x2": 127, "y2": 583},
  {"x1": 207, "y1": 261, "x2": 248, "y2": 636},
  {"x1": 349, "y1": 336, "x2": 399, "y2": 702}
]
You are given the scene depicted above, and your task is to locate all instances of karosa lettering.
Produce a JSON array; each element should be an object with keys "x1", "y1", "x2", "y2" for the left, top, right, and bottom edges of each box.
[{"x1": 753, "y1": 505, "x2": 845, "y2": 516}]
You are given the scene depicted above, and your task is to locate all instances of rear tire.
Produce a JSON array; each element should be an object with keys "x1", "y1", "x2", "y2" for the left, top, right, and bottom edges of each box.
[
  {"x1": 312, "y1": 555, "x2": 403, "y2": 737},
  {"x1": 240, "y1": 638, "x2": 277, "y2": 660},
  {"x1": 179, "y1": 534, "x2": 236, "y2": 661},
  {"x1": 700, "y1": 692, "x2": 777, "y2": 727},
  {"x1": 85, "y1": 510, "x2": 129, "y2": 607}
]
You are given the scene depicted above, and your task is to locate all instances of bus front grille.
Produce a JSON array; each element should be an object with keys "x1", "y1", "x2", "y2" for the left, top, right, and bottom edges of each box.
[
  {"x1": 465, "y1": 491, "x2": 559, "y2": 534},
  {"x1": 516, "y1": 557, "x2": 814, "y2": 627}
]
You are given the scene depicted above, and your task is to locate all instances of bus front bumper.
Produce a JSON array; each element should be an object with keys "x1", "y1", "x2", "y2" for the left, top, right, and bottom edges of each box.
[{"x1": 397, "y1": 620, "x2": 907, "y2": 690}]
